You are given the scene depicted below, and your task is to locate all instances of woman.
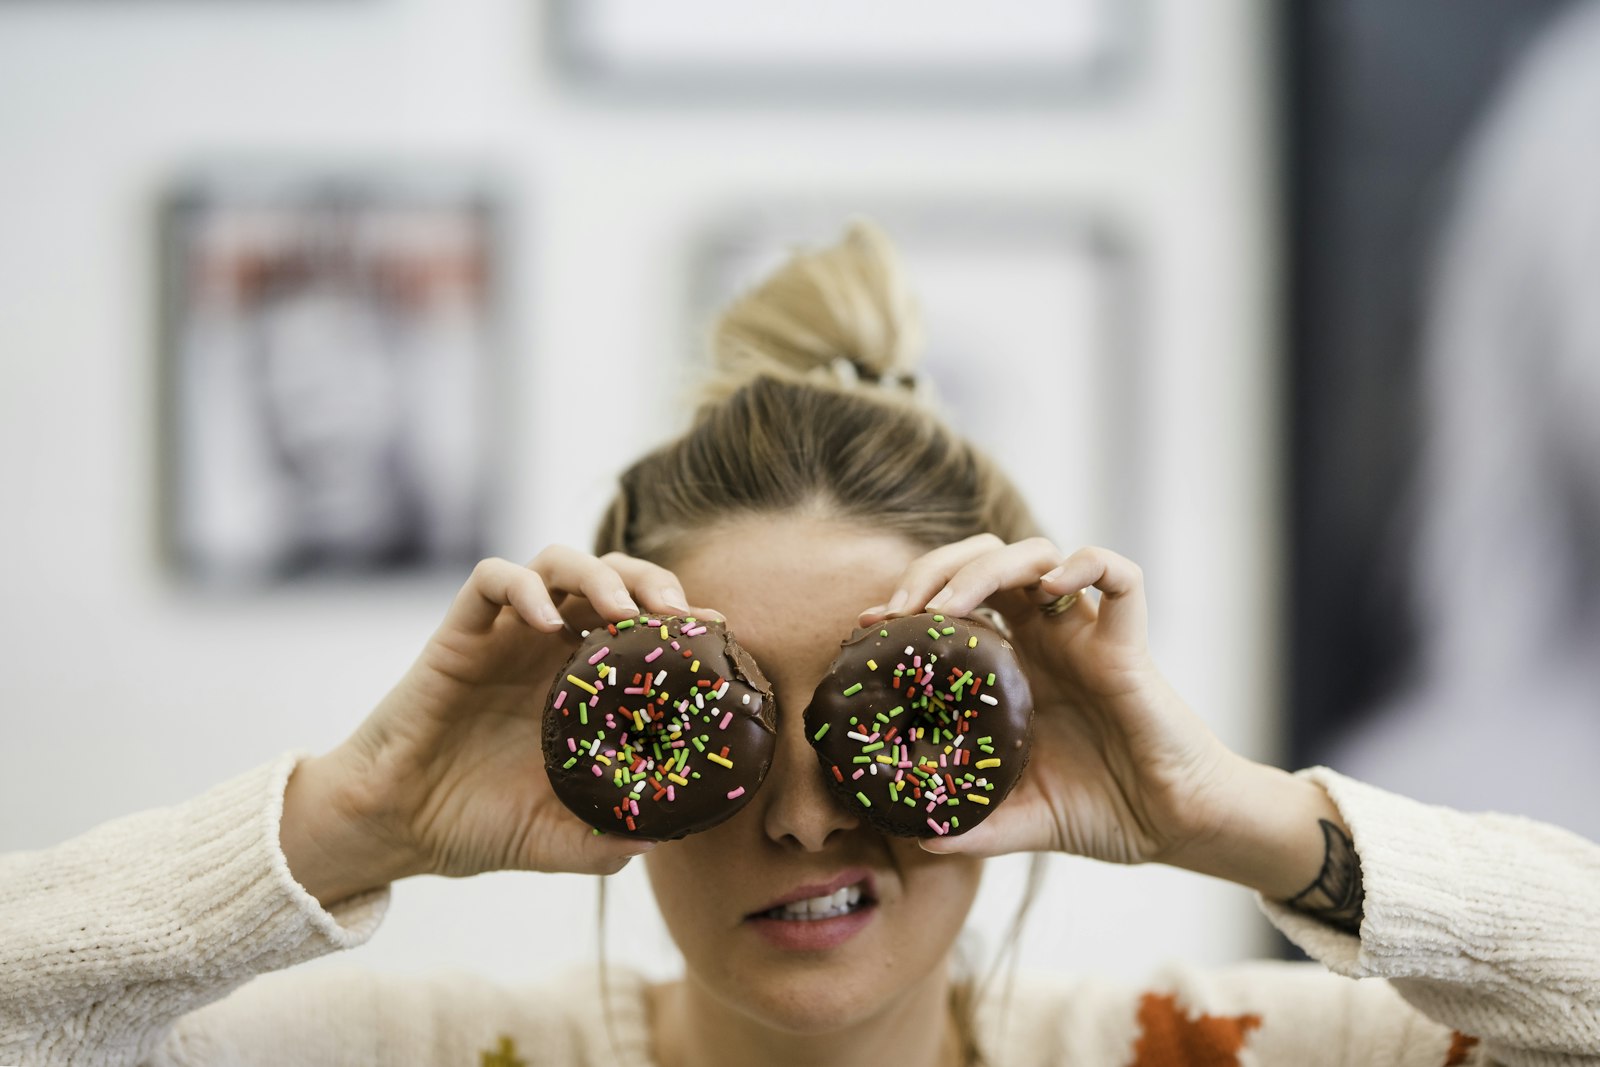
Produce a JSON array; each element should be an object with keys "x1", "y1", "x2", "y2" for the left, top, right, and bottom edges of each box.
[{"x1": 3, "y1": 225, "x2": 1597, "y2": 1066}]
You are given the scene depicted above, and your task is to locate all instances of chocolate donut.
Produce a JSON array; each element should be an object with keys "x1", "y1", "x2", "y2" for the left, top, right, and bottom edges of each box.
[
  {"x1": 543, "y1": 615, "x2": 777, "y2": 840},
  {"x1": 803, "y1": 613, "x2": 1034, "y2": 838}
]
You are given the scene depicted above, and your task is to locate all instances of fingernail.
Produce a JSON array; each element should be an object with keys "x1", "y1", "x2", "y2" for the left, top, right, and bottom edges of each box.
[
  {"x1": 859, "y1": 604, "x2": 888, "y2": 619},
  {"x1": 926, "y1": 588, "x2": 951, "y2": 611},
  {"x1": 886, "y1": 590, "x2": 909, "y2": 614},
  {"x1": 661, "y1": 589, "x2": 690, "y2": 613},
  {"x1": 540, "y1": 609, "x2": 565, "y2": 628},
  {"x1": 1040, "y1": 566, "x2": 1065, "y2": 584},
  {"x1": 620, "y1": 599, "x2": 640, "y2": 616}
]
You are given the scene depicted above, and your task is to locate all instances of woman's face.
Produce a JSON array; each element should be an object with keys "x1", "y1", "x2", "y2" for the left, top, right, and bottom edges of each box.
[{"x1": 644, "y1": 515, "x2": 984, "y2": 1033}]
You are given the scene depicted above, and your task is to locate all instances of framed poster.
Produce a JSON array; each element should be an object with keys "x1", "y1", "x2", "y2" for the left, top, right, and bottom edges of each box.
[
  {"x1": 689, "y1": 202, "x2": 1138, "y2": 553},
  {"x1": 158, "y1": 171, "x2": 504, "y2": 586},
  {"x1": 548, "y1": 0, "x2": 1138, "y2": 104}
]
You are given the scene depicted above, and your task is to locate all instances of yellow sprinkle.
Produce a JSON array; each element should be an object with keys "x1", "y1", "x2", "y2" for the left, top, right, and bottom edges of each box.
[
  {"x1": 690, "y1": 659, "x2": 701, "y2": 673},
  {"x1": 867, "y1": 659, "x2": 878, "y2": 671},
  {"x1": 976, "y1": 758, "x2": 1002, "y2": 769},
  {"x1": 660, "y1": 624, "x2": 669, "y2": 638},
  {"x1": 706, "y1": 752, "x2": 733, "y2": 769},
  {"x1": 668, "y1": 773, "x2": 689, "y2": 786},
  {"x1": 967, "y1": 794, "x2": 990, "y2": 805},
  {"x1": 876, "y1": 755, "x2": 894, "y2": 764},
  {"x1": 968, "y1": 636, "x2": 978, "y2": 648},
  {"x1": 566, "y1": 675, "x2": 598, "y2": 695},
  {"x1": 593, "y1": 754, "x2": 612, "y2": 766},
  {"x1": 633, "y1": 710, "x2": 646, "y2": 732}
]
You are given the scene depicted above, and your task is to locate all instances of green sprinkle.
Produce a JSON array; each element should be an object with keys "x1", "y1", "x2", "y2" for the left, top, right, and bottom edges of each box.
[
  {"x1": 942, "y1": 626, "x2": 956, "y2": 636},
  {"x1": 562, "y1": 757, "x2": 577, "y2": 769},
  {"x1": 852, "y1": 756, "x2": 872, "y2": 764},
  {"x1": 855, "y1": 791, "x2": 872, "y2": 808},
  {"x1": 928, "y1": 627, "x2": 942, "y2": 639},
  {"x1": 861, "y1": 741, "x2": 884, "y2": 753},
  {"x1": 889, "y1": 705, "x2": 904, "y2": 718},
  {"x1": 880, "y1": 629, "x2": 889, "y2": 637},
  {"x1": 933, "y1": 614, "x2": 945, "y2": 622},
  {"x1": 592, "y1": 827, "x2": 603, "y2": 835},
  {"x1": 951, "y1": 817, "x2": 961, "y2": 828},
  {"x1": 616, "y1": 619, "x2": 635, "y2": 629},
  {"x1": 579, "y1": 706, "x2": 588, "y2": 725},
  {"x1": 985, "y1": 674, "x2": 996, "y2": 686},
  {"x1": 692, "y1": 736, "x2": 705, "y2": 751},
  {"x1": 947, "y1": 798, "x2": 960, "y2": 806},
  {"x1": 813, "y1": 723, "x2": 831, "y2": 741},
  {"x1": 843, "y1": 682, "x2": 863, "y2": 697},
  {"x1": 977, "y1": 736, "x2": 993, "y2": 744}
]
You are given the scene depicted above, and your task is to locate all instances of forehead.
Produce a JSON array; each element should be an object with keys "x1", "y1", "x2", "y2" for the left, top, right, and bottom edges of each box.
[{"x1": 665, "y1": 517, "x2": 921, "y2": 681}]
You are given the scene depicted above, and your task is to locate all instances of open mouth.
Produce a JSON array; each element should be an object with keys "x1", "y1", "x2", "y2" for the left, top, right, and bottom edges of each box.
[{"x1": 752, "y1": 879, "x2": 876, "y2": 922}]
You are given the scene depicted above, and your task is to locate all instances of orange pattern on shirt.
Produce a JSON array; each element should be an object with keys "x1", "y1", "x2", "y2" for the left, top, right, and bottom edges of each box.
[
  {"x1": 1445, "y1": 1031, "x2": 1481, "y2": 1065},
  {"x1": 1128, "y1": 991, "x2": 1263, "y2": 1067}
]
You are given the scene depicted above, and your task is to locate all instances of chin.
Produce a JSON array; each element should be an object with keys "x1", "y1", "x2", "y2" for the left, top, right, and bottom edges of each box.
[{"x1": 718, "y1": 967, "x2": 889, "y2": 1035}]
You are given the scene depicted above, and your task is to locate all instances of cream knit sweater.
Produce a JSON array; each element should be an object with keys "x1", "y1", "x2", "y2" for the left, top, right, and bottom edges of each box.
[{"x1": 1, "y1": 753, "x2": 1597, "y2": 1066}]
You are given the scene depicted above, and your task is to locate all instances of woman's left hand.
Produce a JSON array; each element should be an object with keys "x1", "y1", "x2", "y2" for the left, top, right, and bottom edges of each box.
[{"x1": 857, "y1": 536, "x2": 1244, "y2": 867}]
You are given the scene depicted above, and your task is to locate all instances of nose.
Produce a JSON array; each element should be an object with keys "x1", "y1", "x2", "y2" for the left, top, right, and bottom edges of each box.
[{"x1": 759, "y1": 694, "x2": 860, "y2": 851}]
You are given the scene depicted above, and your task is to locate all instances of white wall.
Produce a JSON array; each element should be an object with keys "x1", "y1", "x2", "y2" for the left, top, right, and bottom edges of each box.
[{"x1": 0, "y1": 0, "x2": 1281, "y2": 986}]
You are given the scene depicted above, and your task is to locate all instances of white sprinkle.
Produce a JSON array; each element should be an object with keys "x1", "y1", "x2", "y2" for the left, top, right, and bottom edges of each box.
[
  {"x1": 979, "y1": 694, "x2": 999, "y2": 706},
  {"x1": 742, "y1": 694, "x2": 750, "y2": 704},
  {"x1": 847, "y1": 731, "x2": 872, "y2": 742}
]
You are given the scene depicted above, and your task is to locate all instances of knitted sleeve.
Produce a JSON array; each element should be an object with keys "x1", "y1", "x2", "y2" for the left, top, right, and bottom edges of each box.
[
  {"x1": 0, "y1": 752, "x2": 389, "y2": 1067},
  {"x1": 1260, "y1": 768, "x2": 1600, "y2": 1065}
]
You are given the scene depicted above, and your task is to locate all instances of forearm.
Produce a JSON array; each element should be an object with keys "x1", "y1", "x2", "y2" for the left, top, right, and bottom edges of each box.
[
  {"x1": 0, "y1": 755, "x2": 388, "y2": 1065},
  {"x1": 1163, "y1": 755, "x2": 1363, "y2": 933}
]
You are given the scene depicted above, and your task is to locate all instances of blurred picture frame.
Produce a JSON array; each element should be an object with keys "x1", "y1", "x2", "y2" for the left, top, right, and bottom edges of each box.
[
  {"x1": 689, "y1": 202, "x2": 1140, "y2": 552},
  {"x1": 547, "y1": 0, "x2": 1138, "y2": 104},
  {"x1": 157, "y1": 170, "x2": 505, "y2": 587}
]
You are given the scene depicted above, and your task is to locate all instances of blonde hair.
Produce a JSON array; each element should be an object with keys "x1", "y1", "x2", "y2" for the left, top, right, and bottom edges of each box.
[
  {"x1": 596, "y1": 221, "x2": 1040, "y2": 563},
  {"x1": 595, "y1": 220, "x2": 1047, "y2": 1065}
]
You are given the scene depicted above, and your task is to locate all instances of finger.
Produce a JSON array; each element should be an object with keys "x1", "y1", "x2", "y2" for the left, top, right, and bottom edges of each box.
[
  {"x1": 598, "y1": 552, "x2": 693, "y2": 617},
  {"x1": 922, "y1": 537, "x2": 1064, "y2": 619},
  {"x1": 528, "y1": 545, "x2": 641, "y2": 622},
  {"x1": 857, "y1": 533, "x2": 1006, "y2": 624},
  {"x1": 917, "y1": 813, "x2": 1012, "y2": 857},
  {"x1": 444, "y1": 557, "x2": 567, "y2": 635},
  {"x1": 1038, "y1": 546, "x2": 1146, "y2": 643}
]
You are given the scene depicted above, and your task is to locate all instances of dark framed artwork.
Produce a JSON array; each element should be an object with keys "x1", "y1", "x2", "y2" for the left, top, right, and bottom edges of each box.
[
  {"x1": 688, "y1": 202, "x2": 1140, "y2": 554},
  {"x1": 158, "y1": 171, "x2": 505, "y2": 586},
  {"x1": 547, "y1": 0, "x2": 1139, "y2": 105},
  {"x1": 1287, "y1": 1, "x2": 1599, "y2": 837}
]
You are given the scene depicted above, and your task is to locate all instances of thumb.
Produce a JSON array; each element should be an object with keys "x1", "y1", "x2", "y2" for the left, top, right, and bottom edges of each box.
[{"x1": 918, "y1": 816, "x2": 1008, "y2": 857}]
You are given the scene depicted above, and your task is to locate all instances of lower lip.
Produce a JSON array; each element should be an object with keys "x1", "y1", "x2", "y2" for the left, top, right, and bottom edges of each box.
[{"x1": 744, "y1": 904, "x2": 876, "y2": 951}]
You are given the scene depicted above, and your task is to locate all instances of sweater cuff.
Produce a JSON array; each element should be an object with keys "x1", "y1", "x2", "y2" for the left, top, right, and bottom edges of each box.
[{"x1": 1257, "y1": 766, "x2": 1588, "y2": 981}]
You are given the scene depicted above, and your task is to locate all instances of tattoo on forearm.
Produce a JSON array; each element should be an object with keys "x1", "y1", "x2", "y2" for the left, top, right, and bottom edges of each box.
[{"x1": 1286, "y1": 819, "x2": 1365, "y2": 936}]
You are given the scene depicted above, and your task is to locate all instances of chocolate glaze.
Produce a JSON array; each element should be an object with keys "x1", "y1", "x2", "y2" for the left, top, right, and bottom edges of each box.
[
  {"x1": 543, "y1": 615, "x2": 777, "y2": 840},
  {"x1": 803, "y1": 613, "x2": 1033, "y2": 837}
]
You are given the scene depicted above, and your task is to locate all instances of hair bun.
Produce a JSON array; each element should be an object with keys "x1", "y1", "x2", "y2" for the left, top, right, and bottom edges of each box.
[{"x1": 708, "y1": 221, "x2": 927, "y2": 401}]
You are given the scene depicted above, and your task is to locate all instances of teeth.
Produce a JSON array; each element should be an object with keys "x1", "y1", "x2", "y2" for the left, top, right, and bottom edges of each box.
[{"x1": 769, "y1": 882, "x2": 866, "y2": 921}]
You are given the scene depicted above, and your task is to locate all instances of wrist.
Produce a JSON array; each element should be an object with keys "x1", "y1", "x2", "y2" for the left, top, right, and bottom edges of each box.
[
  {"x1": 280, "y1": 749, "x2": 421, "y2": 908},
  {"x1": 1161, "y1": 754, "x2": 1350, "y2": 902}
]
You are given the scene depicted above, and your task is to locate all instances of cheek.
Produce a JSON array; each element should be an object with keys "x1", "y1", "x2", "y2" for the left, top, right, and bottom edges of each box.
[{"x1": 891, "y1": 843, "x2": 984, "y2": 924}]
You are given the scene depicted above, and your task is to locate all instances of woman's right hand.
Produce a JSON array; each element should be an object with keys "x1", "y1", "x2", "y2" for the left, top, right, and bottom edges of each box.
[{"x1": 280, "y1": 547, "x2": 713, "y2": 905}]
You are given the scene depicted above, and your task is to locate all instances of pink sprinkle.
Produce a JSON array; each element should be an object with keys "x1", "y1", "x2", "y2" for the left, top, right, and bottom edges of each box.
[
  {"x1": 719, "y1": 712, "x2": 733, "y2": 730},
  {"x1": 589, "y1": 695, "x2": 599, "y2": 706},
  {"x1": 671, "y1": 640, "x2": 681, "y2": 650},
  {"x1": 726, "y1": 786, "x2": 745, "y2": 800},
  {"x1": 927, "y1": 818, "x2": 947, "y2": 836},
  {"x1": 553, "y1": 691, "x2": 567, "y2": 709},
  {"x1": 624, "y1": 687, "x2": 645, "y2": 695},
  {"x1": 645, "y1": 647, "x2": 663, "y2": 663},
  {"x1": 667, "y1": 785, "x2": 676, "y2": 801},
  {"x1": 683, "y1": 625, "x2": 707, "y2": 637},
  {"x1": 629, "y1": 799, "x2": 639, "y2": 815},
  {"x1": 587, "y1": 646, "x2": 611, "y2": 665},
  {"x1": 591, "y1": 765, "x2": 603, "y2": 777},
  {"x1": 567, "y1": 738, "x2": 577, "y2": 752},
  {"x1": 852, "y1": 768, "x2": 865, "y2": 779},
  {"x1": 647, "y1": 619, "x2": 661, "y2": 627}
]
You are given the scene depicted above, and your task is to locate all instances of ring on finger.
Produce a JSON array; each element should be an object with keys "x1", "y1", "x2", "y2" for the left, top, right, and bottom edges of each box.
[{"x1": 1041, "y1": 591, "x2": 1081, "y2": 618}]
